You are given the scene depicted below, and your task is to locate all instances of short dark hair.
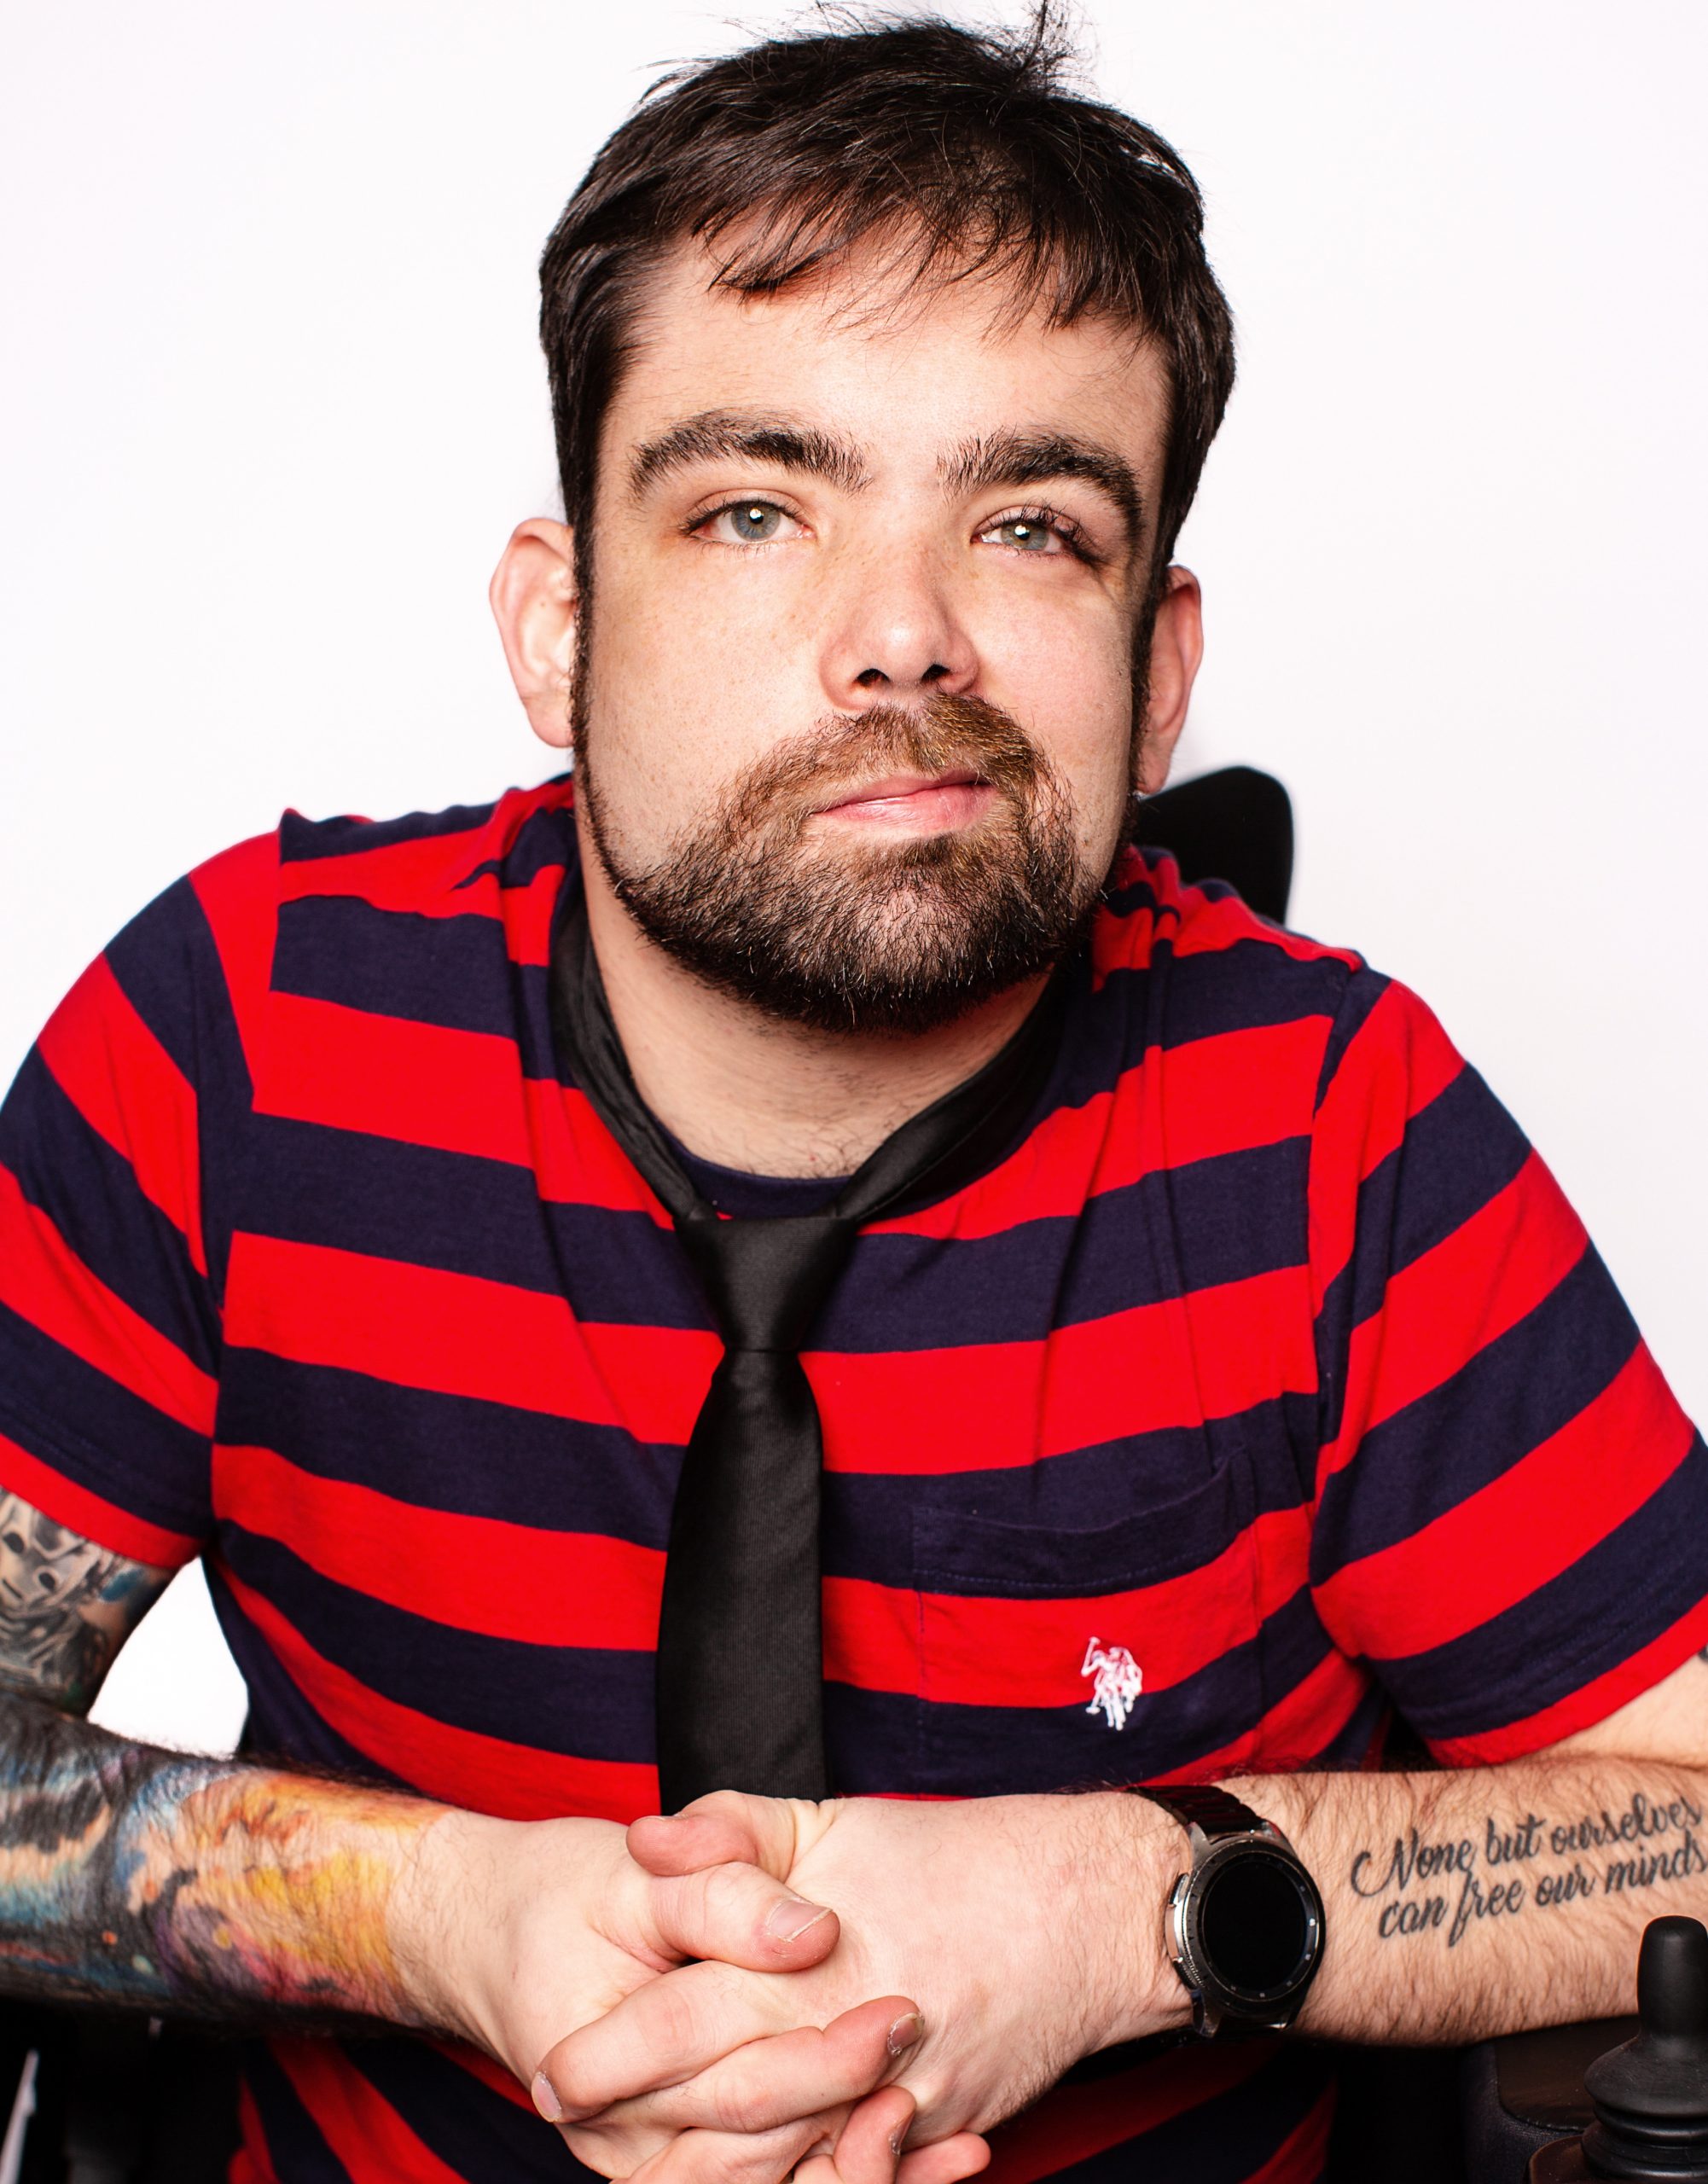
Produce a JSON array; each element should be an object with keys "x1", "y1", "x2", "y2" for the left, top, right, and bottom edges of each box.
[{"x1": 538, "y1": 7, "x2": 1235, "y2": 581}]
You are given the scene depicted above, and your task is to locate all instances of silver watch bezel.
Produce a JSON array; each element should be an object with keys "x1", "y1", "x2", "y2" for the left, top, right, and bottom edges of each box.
[{"x1": 1164, "y1": 1823, "x2": 1325, "y2": 2039}]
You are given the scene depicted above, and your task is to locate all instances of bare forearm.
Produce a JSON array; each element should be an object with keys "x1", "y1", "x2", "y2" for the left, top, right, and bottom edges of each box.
[
  {"x1": 0, "y1": 1691, "x2": 448, "y2": 2029},
  {"x1": 1224, "y1": 1759, "x2": 1708, "y2": 2044}
]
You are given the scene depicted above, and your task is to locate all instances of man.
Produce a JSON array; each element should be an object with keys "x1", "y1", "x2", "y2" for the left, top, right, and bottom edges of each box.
[{"x1": 0, "y1": 11, "x2": 1703, "y2": 2184}]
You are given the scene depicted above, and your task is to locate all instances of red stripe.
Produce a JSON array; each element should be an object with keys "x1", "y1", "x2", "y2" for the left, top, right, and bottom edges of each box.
[
  {"x1": 1315, "y1": 1345, "x2": 1695, "y2": 1658},
  {"x1": 255, "y1": 993, "x2": 665, "y2": 1217},
  {"x1": 1308, "y1": 981, "x2": 1465, "y2": 1302},
  {"x1": 1089, "y1": 856, "x2": 1362, "y2": 990},
  {"x1": 1434, "y1": 1587, "x2": 1708, "y2": 1767},
  {"x1": 189, "y1": 831, "x2": 281, "y2": 1083},
  {"x1": 223, "y1": 1234, "x2": 713, "y2": 1444},
  {"x1": 811, "y1": 1266, "x2": 1316, "y2": 1477},
  {"x1": 0, "y1": 1163, "x2": 218, "y2": 1435},
  {"x1": 823, "y1": 1505, "x2": 1311, "y2": 1705},
  {"x1": 36, "y1": 955, "x2": 206, "y2": 1272},
  {"x1": 274, "y1": 781, "x2": 570, "y2": 913},
  {"x1": 220, "y1": 1567, "x2": 659, "y2": 1821},
  {"x1": 233, "y1": 2078, "x2": 281, "y2": 2184},
  {"x1": 880, "y1": 1015, "x2": 1328, "y2": 1244},
  {"x1": 213, "y1": 1441, "x2": 663, "y2": 1648},
  {"x1": 434, "y1": 2040, "x2": 537, "y2": 2114},
  {"x1": 1244, "y1": 2087, "x2": 1335, "y2": 2182},
  {"x1": 1317, "y1": 1153, "x2": 1588, "y2": 1482},
  {"x1": 0, "y1": 1428, "x2": 197, "y2": 1566},
  {"x1": 985, "y1": 2041, "x2": 1270, "y2": 2181},
  {"x1": 1159, "y1": 1647, "x2": 1373, "y2": 1783},
  {"x1": 272, "y1": 2042, "x2": 468, "y2": 2184}
]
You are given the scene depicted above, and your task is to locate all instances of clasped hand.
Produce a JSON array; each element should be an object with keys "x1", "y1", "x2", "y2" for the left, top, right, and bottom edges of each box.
[{"x1": 503, "y1": 1789, "x2": 1161, "y2": 2184}]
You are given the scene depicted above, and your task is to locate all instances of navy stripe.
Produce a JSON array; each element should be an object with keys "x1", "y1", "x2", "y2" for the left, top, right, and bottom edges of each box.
[
  {"x1": 101, "y1": 874, "x2": 253, "y2": 1298},
  {"x1": 913, "y1": 1454, "x2": 1253, "y2": 1596},
  {"x1": 0, "y1": 1052, "x2": 219, "y2": 1370},
  {"x1": 281, "y1": 802, "x2": 503, "y2": 862},
  {"x1": 212, "y1": 1565, "x2": 415, "y2": 1788},
  {"x1": 103, "y1": 876, "x2": 242, "y2": 1094},
  {"x1": 823, "y1": 1398, "x2": 1314, "y2": 1585},
  {"x1": 219, "y1": 1525, "x2": 658, "y2": 1764},
  {"x1": 351, "y1": 2041, "x2": 584, "y2": 2182},
  {"x1": 241, "y1": 1112, "x2": 709, "y2": 1329},
  {"x1": 880, "y1": 1590, "x2": 1327, "y2": 1797},
  {"x1": 1327, "y1": 1066, "x2": 1530, "y2": 1350},
  {"x1": 455, "y1": 799, "x2": 578, "y2": 892},
  {"x1": 1315, "y1": 1246, "x2": 1638, "y2": 1569},
  {"x1": 822, "y1": 1136, "x2": 1310, "y2": 1350},
  {"x1": 1313, "y1": 963, "x2": 1387, "y2": 1109},
  {"x1": 241, "y1": 2043, "x2": 351, "y2": 2184},
  {"x1": 0, "y1": 1305, "x2": 211, "y2": 1535},
  {"x1": 1380, "y1": 1430, "x2": 1708, "y2": 1745},
  {"x1": 240, "y1": 1112, "x2": 1307, "y2": 1350},
  {"x1": 273, "y1": 892, "x2": 553, "y2": 1054},
  {"x1": 218, "y1": 1349, "x2": 681, "y2": 1547}
]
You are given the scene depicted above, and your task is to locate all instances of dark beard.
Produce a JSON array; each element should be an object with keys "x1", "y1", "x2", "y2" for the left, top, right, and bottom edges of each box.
[{"x1": 577, "y1": 691, "x2": 1107, "y2": 1036}]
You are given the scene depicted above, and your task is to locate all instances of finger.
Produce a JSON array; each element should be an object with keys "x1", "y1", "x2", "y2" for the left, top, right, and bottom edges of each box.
[
  {"x1": 535, "y1": 1958, "x2": 803, "y2": 2122},
  {"x1": 619, "y1": 2109, "x2": 842, "y2": 2184},
  {"x1": 896, "y1": 2135, "x2": 992, "y2": 2184},
  {"x1": 643, "y1": 1856, "x2": 840, "y2": 1972},
  {"x1": 797, "y1": 2085, "x2": 915, "y2": 2184},
  {"x1": 572, "y1": 1998, "x2": 922, "y2": 2146},
  {"x1": 629, "y1": 1791, "x2": 814, "y2": 1882}
]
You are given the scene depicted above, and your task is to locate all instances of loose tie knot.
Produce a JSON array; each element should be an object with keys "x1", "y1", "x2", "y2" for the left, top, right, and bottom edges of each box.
[{"x1": 676, "y1": 1211, "x2": 855, "y2": 1354}]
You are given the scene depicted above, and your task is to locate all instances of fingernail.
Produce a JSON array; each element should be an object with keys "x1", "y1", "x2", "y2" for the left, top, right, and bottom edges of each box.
[
  {"x1": 531, "y1": 2071, "x2": 564, "y2": 2123},
  {"x1": 765, "y1": 1895, "x2": 833, "y2": 1943},
  {"x1": 886, "y1": 2010, "x2": 923, "y2": 2058}
]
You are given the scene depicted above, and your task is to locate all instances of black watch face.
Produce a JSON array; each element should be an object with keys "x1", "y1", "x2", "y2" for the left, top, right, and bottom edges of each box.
[{"x1": 1191, "y1": 1844, "x2": 1322, "y2": 2004}]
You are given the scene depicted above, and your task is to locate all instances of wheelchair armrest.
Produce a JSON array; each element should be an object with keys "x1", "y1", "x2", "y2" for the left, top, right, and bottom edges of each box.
[{"x1": 1460, "y1": 2018, "x2": 1635, "y2": 2183}]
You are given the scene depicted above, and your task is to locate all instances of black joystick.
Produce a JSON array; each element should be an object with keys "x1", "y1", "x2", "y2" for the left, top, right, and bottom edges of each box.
[{"x1": 1531, "y1": 1917, "x2": 1708, "y2": 2180}]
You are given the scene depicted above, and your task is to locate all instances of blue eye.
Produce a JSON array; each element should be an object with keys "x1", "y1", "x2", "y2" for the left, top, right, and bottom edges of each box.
[
  {"x1": 995, "y1": 517, "x2": 1054, "y2": 552},
  {"x1": 728, "y1": 503, "x2": 782, "y2": 543}
]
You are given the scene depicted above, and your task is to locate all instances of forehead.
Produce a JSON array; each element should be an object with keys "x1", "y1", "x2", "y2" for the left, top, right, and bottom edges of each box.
[{"x1": 601, "y1": 235, "x2": 1171, "y2": 494}]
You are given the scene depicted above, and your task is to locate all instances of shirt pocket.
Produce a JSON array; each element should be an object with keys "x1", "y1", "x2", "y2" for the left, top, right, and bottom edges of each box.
[{"x1": 909, "y1": 1453, "x2": 1264, "y2": 1796}]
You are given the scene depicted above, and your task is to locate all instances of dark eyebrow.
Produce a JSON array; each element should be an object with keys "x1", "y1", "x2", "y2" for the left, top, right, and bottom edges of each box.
[
  {"x1": 941, "y1": 431, "x2": 1144, "y2": 547},
  {"x1": 627, "y1": 410, "x2": 872, "y2": 498}
]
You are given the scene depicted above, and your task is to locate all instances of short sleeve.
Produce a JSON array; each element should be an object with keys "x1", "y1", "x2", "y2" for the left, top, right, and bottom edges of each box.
[
  {"x1": 0, "y1": 849, "x2": 271, "y2": 1568},
  {"x1": 1305, "y1": 970, "x2": 1708, "y2": 1764}
]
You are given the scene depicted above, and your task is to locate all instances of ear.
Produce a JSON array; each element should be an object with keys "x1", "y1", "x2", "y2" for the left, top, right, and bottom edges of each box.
[
  {"x1": 490, "y1": 519, "x2": 580, "y2": 751},
  {"x1": 1134, "y1": 566, "x2": 1204, "y2": 794}
]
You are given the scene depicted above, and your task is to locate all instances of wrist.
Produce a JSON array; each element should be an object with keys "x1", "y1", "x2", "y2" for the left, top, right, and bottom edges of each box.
[
  {"x1": 1078, "y1": 1791, "x2": 1193, "y2": 2050},
  {"x1": 387, "y1": 1803, "x2": 515, "y2": 2042}
]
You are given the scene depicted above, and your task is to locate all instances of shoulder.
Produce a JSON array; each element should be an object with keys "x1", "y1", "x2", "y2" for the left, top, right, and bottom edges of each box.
[
  {"x1": 1094, "y1": 844, "x2": 1374, "y2": 1029},
  {"x1": 270, "y1": 775, "x2": 577, "y2": 911}
]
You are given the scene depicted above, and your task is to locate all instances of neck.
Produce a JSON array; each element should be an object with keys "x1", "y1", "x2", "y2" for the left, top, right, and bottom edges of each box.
[{"x1": 578, "y1": 828, "x2": 1049, "y2": 1180}]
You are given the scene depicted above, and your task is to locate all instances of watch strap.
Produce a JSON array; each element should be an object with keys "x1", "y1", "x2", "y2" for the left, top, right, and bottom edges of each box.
[{"x1": 1129, "y1": 1782, "x2": 1273, "y2": 1840}]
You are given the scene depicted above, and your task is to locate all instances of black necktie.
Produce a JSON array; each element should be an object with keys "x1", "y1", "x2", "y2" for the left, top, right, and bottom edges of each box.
[{"x1": 550, "y1": 888, "x2": 1065, "y2": 1809}]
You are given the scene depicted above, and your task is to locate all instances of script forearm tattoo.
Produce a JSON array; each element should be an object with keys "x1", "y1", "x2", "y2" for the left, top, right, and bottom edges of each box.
[
  {"x1": 1349, "y1": 1786, "x2": 1707, "y2": 1950},
  {"x1": 0, "y1": 1490, "x2": 168, "y2": 1714}
]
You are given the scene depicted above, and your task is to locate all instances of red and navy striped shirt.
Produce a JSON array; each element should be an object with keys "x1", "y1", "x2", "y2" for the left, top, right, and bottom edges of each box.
[{"x1": 2, "y1": 777, "x2": 1703, "y2": 2183}]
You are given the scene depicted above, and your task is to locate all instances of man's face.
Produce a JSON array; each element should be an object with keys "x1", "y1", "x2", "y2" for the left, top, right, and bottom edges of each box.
[{"x1": 569, "y1": 240, "x2": 1180, "y2": 1033}]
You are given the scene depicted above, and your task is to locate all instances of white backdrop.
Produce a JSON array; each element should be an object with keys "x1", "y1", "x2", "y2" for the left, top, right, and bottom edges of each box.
[{"x1": 2, "y1": 1, "x2": 1703, "y2": 1754}]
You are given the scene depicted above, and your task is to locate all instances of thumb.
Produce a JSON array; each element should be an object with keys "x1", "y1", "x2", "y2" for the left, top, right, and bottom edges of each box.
[{"x1": 629, "y1": 1790, "x2": 834, "y2": 1882}]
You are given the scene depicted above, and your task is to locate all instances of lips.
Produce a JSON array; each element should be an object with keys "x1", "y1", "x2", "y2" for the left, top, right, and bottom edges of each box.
[{"x1": 815, "y1": 767, "x2": 996, "y2": 832}]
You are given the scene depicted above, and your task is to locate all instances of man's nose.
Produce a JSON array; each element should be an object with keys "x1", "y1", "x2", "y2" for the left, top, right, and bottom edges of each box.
[{"x1": 816, "y1": 544, "x2": 979, "y2": 711}]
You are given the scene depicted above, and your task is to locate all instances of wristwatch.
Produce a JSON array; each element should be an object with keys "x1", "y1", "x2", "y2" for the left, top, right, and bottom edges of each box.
[{"x1": 1130, "y1": 1783, "x2": 1326, "y2": 2038}]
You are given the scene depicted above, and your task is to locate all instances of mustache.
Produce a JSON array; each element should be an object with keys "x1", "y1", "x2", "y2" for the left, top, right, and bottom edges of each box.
[{"x1": 716, "y1": 694, "x2": 1051, "y2": 833}]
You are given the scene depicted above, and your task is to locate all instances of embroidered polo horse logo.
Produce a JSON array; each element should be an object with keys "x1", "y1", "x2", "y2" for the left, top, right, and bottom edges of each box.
[{"x1": 1081, "y1": 1637, "x2": 1143, "y2": 1731}]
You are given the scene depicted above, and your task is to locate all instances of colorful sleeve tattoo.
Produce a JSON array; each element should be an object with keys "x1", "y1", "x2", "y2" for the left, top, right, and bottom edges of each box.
[{"x1": 0, "y1": 1489, "x2": 439, "y2": 2029}]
